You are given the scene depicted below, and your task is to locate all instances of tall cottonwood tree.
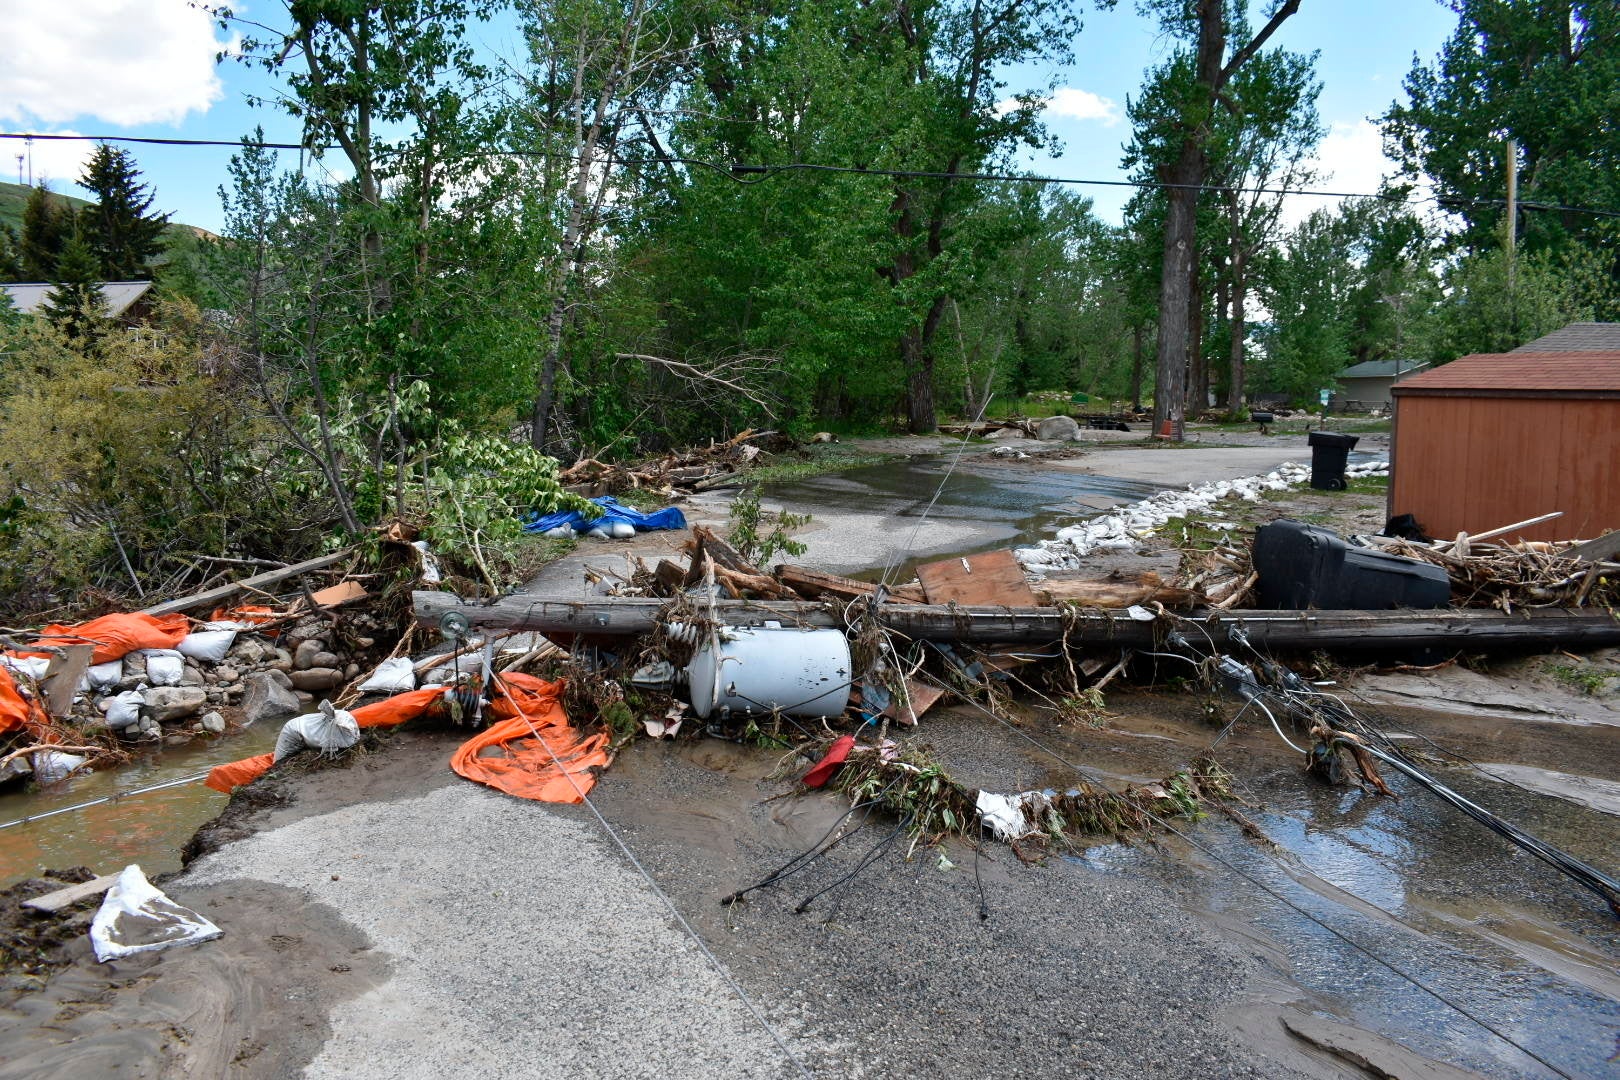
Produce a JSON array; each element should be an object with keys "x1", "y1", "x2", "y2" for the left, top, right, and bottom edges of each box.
[{"x1": 1137, "y1": 0, "x2": 1301, "y2": 437}]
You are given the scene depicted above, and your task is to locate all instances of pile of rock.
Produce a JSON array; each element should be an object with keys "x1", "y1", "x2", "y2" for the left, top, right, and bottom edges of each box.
[{"x1": 77, "y1": 612, "x2": 393, "y2": 746}]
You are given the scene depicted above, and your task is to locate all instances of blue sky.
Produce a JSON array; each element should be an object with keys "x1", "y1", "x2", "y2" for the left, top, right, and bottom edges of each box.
[{"x1": 1, "y1": 0, "x2": 1460, "y2": 235}]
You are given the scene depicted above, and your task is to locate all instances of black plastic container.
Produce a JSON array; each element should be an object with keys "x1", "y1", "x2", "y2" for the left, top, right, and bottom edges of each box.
[
  {"x1": 1253, "y1": 519, "x2": 1450, "y2": 610},
  {"x1": 1307, "y1": 430, "x2": 1359, "y2": 490}
]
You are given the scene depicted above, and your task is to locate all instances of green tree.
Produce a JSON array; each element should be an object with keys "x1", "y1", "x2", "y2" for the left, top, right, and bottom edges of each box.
[
  {"x1": 78, "y1": 145, "x2": 170, "y2": 280},
  {"x1": 0, "y1": 222, "x2": 23, "y2": 283},
  {"x1": 19, "y1": 184, "x2": 72, "y2": 281},
  {"x1": 43, "y1": 231, "x2": 106, "y2": 342},
  {"x1": 1135, "y1": 0, "x2": 1302, "y2": 436}
]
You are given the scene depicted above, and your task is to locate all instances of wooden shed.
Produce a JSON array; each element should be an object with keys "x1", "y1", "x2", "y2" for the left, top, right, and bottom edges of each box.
[{"x1": 1389, "y1": 352, "x2": 1620, "y2": 543}]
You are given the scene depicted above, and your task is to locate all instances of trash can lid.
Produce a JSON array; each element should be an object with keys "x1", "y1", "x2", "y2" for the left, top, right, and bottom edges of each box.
[{"x1": 1307, "y1": 431, "x2": 1360, "y2": 449}]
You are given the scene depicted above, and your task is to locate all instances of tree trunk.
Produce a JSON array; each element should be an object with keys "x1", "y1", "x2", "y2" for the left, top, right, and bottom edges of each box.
[
  {"x1": 1130, "y1": 323, "x2": 1145, "y2": 411},
  {"x1": 1154, "y1": 152, "x2": 1200, "y2": 438},
  {"x1": 1188, "y1": 250, "x2": 1207, "y2": 414},
  {"x1": 1227, "y1": 193, "x2": 1247, "y2": 413},
  {"x1": 903, "y1": 327, "x2": 936, "y2": 433}
]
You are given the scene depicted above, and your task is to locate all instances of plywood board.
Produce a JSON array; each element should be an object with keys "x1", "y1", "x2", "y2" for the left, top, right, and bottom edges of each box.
[
  {"x1": 881, "y1": 680, "x2": 945, "y2": 726},
  {"x1": 916, "y1": 549, "x2": 1038, "y2": 607}
]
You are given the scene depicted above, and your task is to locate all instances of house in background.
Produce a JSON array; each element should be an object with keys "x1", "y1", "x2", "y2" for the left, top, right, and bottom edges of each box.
[
  {"x1": 1330, "y1": 358, "x2": 1429, "y2": 410},
  {"x1": 1511, "y1": 322, "x2": 1620, "y2": 353},
  {"x1": 1389, "y1": 351, "x2": 1620, "y2": 543},
  {"x1": 1, "y1": 281, "x2": 157, "y2": 327}
]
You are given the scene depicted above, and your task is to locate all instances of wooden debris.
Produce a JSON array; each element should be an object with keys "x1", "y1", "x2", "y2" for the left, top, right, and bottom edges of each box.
[
  {"x1": 882, "y1": 679, "x2": 945, "y2": 725},
  {"x1": 917, "y1": 549, "x2": 1038, "y2": 607},
  {"x1": 288, "y1": 579, "x2": 369, "y2": 614},
  {"x1": 139, "y1": 549, "x2": 353, "y2": 617},
  {"x1": 775, "y1": 565, "x2": 926, "y2": 604},
  {"x1": 1035, "y1": 571, "x2": 1200, "y2": 609},
  {"x1": 558, "y1": 429, "x2": 792, "y2": 496},
  {"x1": 41, "y1": 644, "x2": 95, "y2": 720},
  {"x1": 22, "y1": 872, "x2": 120, "y2": 914},
  {"x1": 1372, "y1": 534, "x2": 1620, "y2": 610}
]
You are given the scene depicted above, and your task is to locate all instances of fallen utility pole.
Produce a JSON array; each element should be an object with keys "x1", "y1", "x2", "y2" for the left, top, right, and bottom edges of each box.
[{"x1": 411, "y1": 592, "x2": 1620, "y2": 651}]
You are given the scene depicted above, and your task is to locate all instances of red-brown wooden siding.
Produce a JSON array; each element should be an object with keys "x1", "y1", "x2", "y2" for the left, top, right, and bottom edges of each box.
[{"x1": 1390, "y1": 394, "x2": 1620, "y2": 542}]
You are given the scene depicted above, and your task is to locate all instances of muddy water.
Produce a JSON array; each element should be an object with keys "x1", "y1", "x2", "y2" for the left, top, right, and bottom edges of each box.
[
  {"x1": 765, "y1": 453, "x2": 1160, "y2": 571},
  {"x1": 0, "y1": 722, "x2": 281, "y2": 887},
  {"x1": 1059, "y1": 700, "x2": 1620, "y2": 1080}
]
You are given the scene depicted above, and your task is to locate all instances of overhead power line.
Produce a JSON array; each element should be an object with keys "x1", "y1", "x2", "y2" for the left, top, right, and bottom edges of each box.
[{"x1": 4, "y1": 130, "x2": 1618, "y2": 219}]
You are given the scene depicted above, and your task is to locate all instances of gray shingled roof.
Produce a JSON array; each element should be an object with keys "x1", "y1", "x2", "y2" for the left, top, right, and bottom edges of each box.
[
  {"x1": 1, "y1": 281, "x2": 154, "y2": 320},
  {"x1": 1337, "y1": 358, "x2": 1429, "y2": 380},
  {"x1": 1511, "y1": 322, "x2": 1620, "y2": 353}
]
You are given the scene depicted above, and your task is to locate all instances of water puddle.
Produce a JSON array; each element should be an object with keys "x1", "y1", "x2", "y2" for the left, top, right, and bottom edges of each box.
[{"x1": 0, "y1": 722, "x2": 281, "y2": 887}]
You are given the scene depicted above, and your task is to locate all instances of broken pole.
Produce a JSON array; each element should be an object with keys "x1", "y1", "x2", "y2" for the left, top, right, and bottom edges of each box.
[{"x1": 410, "y1": 592, "x2": 1620, "y2": 652}]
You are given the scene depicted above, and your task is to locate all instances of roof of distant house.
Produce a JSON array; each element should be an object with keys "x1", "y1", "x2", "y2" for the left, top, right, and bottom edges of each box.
[
  {"x1": 1511, "y1": 322, "x2": 1620, "y2": 353},
  {"x1": 1336, "y1": 359, "x2": 1429, "y2": 380},
  {"x1": 1393, "y1": 352, "x2": 1620, "y2": 396},
  {"x1": 1, "y1": 280, "x2": 155, "y2": 320}
]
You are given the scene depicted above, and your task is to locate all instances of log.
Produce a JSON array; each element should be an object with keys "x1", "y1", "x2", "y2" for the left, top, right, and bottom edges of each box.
[
  {"x1": 775, "y1": 565, "x2": 926, "y2": 604},
  {"x1": 411, "y1": 591, "x2": 1620, "y2": 651},
  {"x1": 1035, "y1": 575, "x2": 1201, "y2": 609},
  {"x1": 140, "y1": 550, "x2": 353, "y2": 618}
]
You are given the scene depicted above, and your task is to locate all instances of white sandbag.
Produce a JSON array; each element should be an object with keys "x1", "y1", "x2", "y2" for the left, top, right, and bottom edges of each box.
[
  {"x1": 90, "y1": 864, "x2": 222, "y2": 963},
  {"x1": 83, "y1": 660, "x2": 123, "y2": 694},
  {"x1": 356, "y1": 656, "x2": 416, "y2": 694},
  {"x1": 0, "y1": 654, "x2": 50, "y2": 681},
  {"x1": 140, "y1": 649, "x2": 185, "y2": 687},
  {"x1": 177, "y1": 629, "x2": 236, "y2": 664},
  {"x1": 104, "y1": 690, "x2": 145, "y2": 729},
  {"x1": 412, "y1": 540, "x2": 443, "y2": 584},
  {"x1": 32, "y1": 750, "x2": 87, "y2": 783},
  {"x1": 273, "y1": 700, "x2": 360, "y2": 762},
  {"x1": 609, "y1": 521, "x2": 636, "y2": 539}
]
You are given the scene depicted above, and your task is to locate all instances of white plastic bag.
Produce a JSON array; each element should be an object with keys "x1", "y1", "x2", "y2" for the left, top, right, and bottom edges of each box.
[
  {"x1": 0, "y1": 654, "x2": 50, "y2": 681},
  {"x1": 356, "y1": 656, "x2": 416, "y2": 694},
  {"x1": 140, "y1": 649, "x2": 185, "y2": 687},
  {"x1": 177, "y1": 629, "x2": 236, "y2": 664},
  {"x1": 32, "y1": 750, "x2": 87, "y2": 783},
  {"x1": 90, "y1": 864, "x2": 222, "y2": 963},
  {"x1": 273, "y1": 700, "x2": 360, "y2": 761}
]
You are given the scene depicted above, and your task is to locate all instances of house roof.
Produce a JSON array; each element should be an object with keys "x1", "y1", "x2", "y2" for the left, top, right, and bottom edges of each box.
[
  {"x1": 1511, "y1": 322, "x2": 1620, "y2": 353},
  {"x1": 1393, "y1": 352, "x2": 1620, "y2": 396},
  {"x1": 1336, "y1": 358, "x2": 1429, "y2": 380},
  {"x1": 1, "y1": 280, "x2": 155, "y2": 320}
]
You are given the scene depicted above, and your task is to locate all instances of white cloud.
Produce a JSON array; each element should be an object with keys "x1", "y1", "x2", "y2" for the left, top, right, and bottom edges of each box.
[
  {"x1": 0, "y1": 0, "x2": 234, "y2": 127},
  {"x1": 1045, "y1": 87, "x2": 1122, "y2": 126},
  {"x1": 996, "y1": 87, "x2": 1122, "y2": 127},
  {"x1": 1313, "y1": 119, "x2": 1392, "y2": 196}
]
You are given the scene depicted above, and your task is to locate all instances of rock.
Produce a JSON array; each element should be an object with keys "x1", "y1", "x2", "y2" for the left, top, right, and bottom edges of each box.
[
  {"x1": 214, "y1": 666, "x2": 238, "y2": 684},
  {"x1": 220, "y1": 683, "x2": 244, "y2": 696},
  {"x1": 180, "y1": 665, "x2": 206, "y2": 688},
  {"x1": 232, "y1": 639, "x2": 266, "y2": 665},
  {"x1": 144, "y1": 686, "x2": 207, "y2": 723},
  {"x1": 294, "y1": 691, "x2": 315, "y2": 706},
  {"x1": 290, "y1": 667, "x2": 343, "y2": 692},
  {"x1": 199, "y1": 711, "x2": 226, "y2": 734},
  {"x1": 267, "y1": 669, "x2": 294, "y2": 690},
  {"x1": 243, "y1": 672, "x2": 303, "y2": 726},
  {"x1": 294, "y1": 640, "x2": 325, "y2": 671},
  {"x1": 311, "y1": 650, "x2": 342, "y2": 670},
  {"x1": 354, "y1": 636, "x2": 375, "y2": 649},
  {"x1": 343, "y1": 663, "x2": 359, "y2": 680},
  {"x1": 122, "y1": 653, "x2": 147, "y2": 681},
  {"x1": 267, "y1": 647, "x2": 293, "y2": 673},
  {"x1": 1036, "y1": 415, "x2": 1082, "y2": 441},
  {"x1": 136, "y1": 715, "x2": 161, "y2": 737}
]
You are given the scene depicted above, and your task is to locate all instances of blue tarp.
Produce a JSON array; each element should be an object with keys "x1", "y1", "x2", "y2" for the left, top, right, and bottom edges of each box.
[{"x1": 523, "y1": 495, "x2": 687, "y2": 536}]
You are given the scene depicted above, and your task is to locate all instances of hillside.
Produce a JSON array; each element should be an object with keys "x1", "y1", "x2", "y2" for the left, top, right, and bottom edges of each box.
[{"x1": 0, "y1": 180, "x2": 212, "y2": 254}]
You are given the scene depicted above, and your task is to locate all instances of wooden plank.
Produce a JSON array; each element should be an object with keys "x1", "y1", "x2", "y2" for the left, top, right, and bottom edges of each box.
[
  {"x1": 411, "y1": 590, "x2": 1620, "y2": 651},
  {"x1": 776, "y1": 565, "x2": 925, "y2": 604},
  {"x1": 40, "y1": 644, "x2": 95, "y2": 720},
  {"x1": 882, "y1": 680, "x2": 945, "y2": 725},
  {"x1": 287, "y1": 579, "x2": 368, "y2": 614},
  {"x1": 22, "y1": 872, "x2": 119, "y2": 914},
  {"x1": 916, "y1": 549, "x2": 1038, "y2": 607},
  {"x1": 140, "y1": 550, "x2": 352, "y2": 618},
  {"x1": 1568, "y1": 530, "x2": 1620, "y2": 563}
]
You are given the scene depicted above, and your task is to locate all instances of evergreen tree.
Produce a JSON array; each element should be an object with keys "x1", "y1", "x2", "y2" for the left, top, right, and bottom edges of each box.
[
  {"x1": 0, "y1": 222, "x2": 23, "y2": 283},
  {"x1": 43, "y1": 232, "x2": 107, "y2": 342},
  {"x1": 79, "y1": 145, "x2": 170, "y2": 280},
  {"x1": 20, "y1": 185, "x2": 72, "y2": 281}
]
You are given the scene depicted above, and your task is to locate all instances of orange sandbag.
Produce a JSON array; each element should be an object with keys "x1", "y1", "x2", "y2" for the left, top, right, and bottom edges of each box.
[
  {"x1": 205, "y1": 752, "x2": 274, "y2": 793},
  {"x1": 208, "y1": 605, "x2": 279, "y2": 626},
  {"x1": 29, "y1": 612, "x2": 190, "y2": 665},
  {"x1": 0, "y1": 666, "x2": 47, "y2": 737},
  {"x1": 450, "y1": 675, "x2": 610, "y2": 805}
]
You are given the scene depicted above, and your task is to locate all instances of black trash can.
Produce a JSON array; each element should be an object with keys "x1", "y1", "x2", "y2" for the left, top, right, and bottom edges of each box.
[{"x1": 1307, "y1": 431, "x2": 1359, "y2": 490}]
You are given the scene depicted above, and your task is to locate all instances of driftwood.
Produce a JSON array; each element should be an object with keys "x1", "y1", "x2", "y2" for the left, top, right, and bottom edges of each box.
[
  {"x1": 140, "y1": 549, "x2": 354, "y2": 618},
  {"x1": 411, "y1": 590, "x2": 1620, "y2": 651},
  {"x1": 559, "y1": 429, "x2": 791, "y2": 496},
  {"x1": 1368, "y1": 535, "x2": 1620, "y2": 611},
  {"x1": 1035, "y1": 572, "x2": 1200, "y2": 609},
  {"x1": 775, "y1": 565, "x2": 926, "y2": 604}
]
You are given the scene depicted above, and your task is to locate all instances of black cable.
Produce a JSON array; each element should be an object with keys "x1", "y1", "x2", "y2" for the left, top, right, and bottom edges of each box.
[
  {"x1": 794, "y1": 816, "x2": 910, "y2": 915},
  {"x1": 906, "y1": 665, "x2": 1581, "y2": 1080},
  {"x1": 6, "y1": 130, "x2": 1619, "y2": 219},
  {"x1": 719, "y1": 784, "x2": 898, "y2": 906}
]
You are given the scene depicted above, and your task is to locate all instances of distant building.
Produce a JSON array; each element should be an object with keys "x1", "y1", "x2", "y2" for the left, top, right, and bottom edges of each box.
[
  {"x1": 1511, "y1": 322, "x2": 1620, "y2": 353},
  {"x1": 1, "y1": 280, "x2": 157, "y2": 326},
  {"x1": 1330, "y1": 358, "x2": 1429, "y2": 410}
]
